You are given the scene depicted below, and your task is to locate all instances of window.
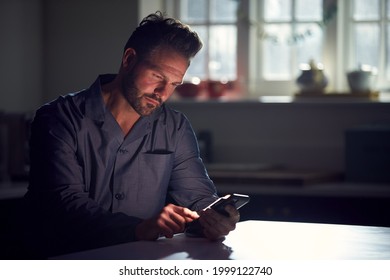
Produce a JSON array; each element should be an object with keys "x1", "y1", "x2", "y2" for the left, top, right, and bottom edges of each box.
[
  {"x1": 172, "y1": 0, "x2": 329, "y2": 96},
  {"x1": 258, "y1": 0, "x2": 324, "y2": 80},
  {"x1": 249, "y1": 0, "x2": 330, "y2": 96},
  {"x1": 347, "y1": 0, "x2": 390, "y2": 90},
  {"x1": 154, "y1": 0, "x2": 390, "y2": 98},
  {"x1": 178, "y1": 0, "x2": 239, "y2": 83}
]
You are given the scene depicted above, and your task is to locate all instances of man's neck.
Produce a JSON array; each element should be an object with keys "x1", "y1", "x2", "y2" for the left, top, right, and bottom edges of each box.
[{"x1": 101, "y1": 80, "x2": 140, "y2": 136}]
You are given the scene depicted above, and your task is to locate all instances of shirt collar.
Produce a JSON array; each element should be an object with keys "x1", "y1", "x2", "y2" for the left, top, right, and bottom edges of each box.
[{"x1": 85, "y1": 74, "x2": 113, "y2": 123}]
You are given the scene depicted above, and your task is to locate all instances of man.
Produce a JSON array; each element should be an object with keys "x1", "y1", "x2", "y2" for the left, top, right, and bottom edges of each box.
[{"x1": 23, "y1": 12, "x2": 239, "y2": 258}]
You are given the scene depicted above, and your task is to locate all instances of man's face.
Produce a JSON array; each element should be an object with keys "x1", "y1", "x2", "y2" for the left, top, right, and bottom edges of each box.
[{"x1": 122, "y1": 47, "x2": 189, "y2": 116}]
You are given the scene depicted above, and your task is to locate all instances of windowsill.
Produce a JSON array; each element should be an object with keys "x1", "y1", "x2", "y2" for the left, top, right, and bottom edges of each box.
[{"x1": 169, "y1": 91, "x2": 390, "y2": 104}]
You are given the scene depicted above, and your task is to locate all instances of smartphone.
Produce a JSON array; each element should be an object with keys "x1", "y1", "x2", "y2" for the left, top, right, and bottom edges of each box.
[
  {"x1": 185, "y1": 193, "x2": 250, "y2": 237},
  {"x1": 205, "y1": 193, "x2": 250, "y2": 217}
]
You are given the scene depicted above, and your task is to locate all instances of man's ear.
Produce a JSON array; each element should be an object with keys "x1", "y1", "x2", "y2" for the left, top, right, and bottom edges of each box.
[{"x1": 122, "y1": 48, "x2": 137, "y2": 70}]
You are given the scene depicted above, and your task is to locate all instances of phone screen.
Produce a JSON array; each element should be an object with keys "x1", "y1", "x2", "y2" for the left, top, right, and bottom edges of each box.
[{"x1": 206, "y1": 193, "x2": 250, "y2": 216}]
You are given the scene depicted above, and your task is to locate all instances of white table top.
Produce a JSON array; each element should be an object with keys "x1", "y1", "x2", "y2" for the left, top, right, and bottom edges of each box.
[{"x1": 55, "y1": 220, "x2": 390, "y2": 260}]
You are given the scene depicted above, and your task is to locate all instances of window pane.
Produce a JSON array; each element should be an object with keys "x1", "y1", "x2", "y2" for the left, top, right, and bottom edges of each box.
[
  {"x1": 296, "y1": 24, "x2": 323, "y2": 67},
  {"x1": 209, "y1": 26, "x2": 237, "y2": 80},
  {"x1": 210, "y1": 0, "x2": 238, "y2": 23},
  {"x1": 263, "y1": 24, "x2": 291, "y2": 79},
  {"x1": 295, "y1": 0, "x2": 322, "y2": 21},
  {"x1": 180, "y1": 0, "x2": 207, "y2": 23},
  {"x1": 388, "y1": 0, "x2": 390, "y2": 18},
  {"x1": 185, "y1": 26, "x2": 208, "y2": 80},
  {"x1": 353, "y1": 0, "x2": 380, "y2": 20},
  {"x1": 353, "y1": 23, "x2": 380, "y2": 68},
  {"x1": 387, "y1": 24, "x2": 390, "y2": 79},
  {"x1": 264, "y1": 0, "x2": 292, "y2": 22}
]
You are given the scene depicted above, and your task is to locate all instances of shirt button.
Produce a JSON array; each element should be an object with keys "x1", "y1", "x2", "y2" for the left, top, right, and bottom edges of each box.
[{"x1": 115, "y1": 193, "x2": 125, "y2": 200}]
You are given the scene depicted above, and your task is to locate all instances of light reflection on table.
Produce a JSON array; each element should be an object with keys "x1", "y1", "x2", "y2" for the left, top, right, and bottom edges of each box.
[{"x1": 55, "y1": 220, "x2": 390, "y2": 260}]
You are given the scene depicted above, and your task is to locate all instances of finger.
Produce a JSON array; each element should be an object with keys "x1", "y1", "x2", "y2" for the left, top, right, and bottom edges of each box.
[
  {"x1": 168, "y1": 205, "x2": 194, "y2": 227},
  {"x1": 199, "y1": 210, "x2": 228, "y2": 234},
  {"x1": 151, "y1": 210, "x2": 181, "y2": 238},
  {"x1": 167, "y1": 204, "x2": 199, "y2": 225},
  {"x1": 202, "y1": 227, "x2": 220, "y2": 240},
  {"x1": 201, "y1": 215, "x2": 230, "y2": 240},
  {"x1": 159, "y1": 205, "x2": 197, "y2": 234},
  {"x1": 224, "y1": 204, "x2": 240, "y2": 223},
  {"x1": 181, "y1": 207, "x2": 200, "y2": 221},
  {"x1": 138, "y1": 205, "x2": 199, "y2": 240},
  {"x1": 162, "y1": 207, "x2": 187, "y2": 233},
  {"x1": 181, "y1": 207, "x2": 199, "y2": 219},
  {"x1": 199, "y1": 209, "x2": 237, "y2": 238}
]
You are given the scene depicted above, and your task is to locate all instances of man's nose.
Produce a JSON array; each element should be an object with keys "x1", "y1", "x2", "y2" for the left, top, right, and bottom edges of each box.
[{"x1": 154, "y1": 84, "x2": 170, "y2": 97}]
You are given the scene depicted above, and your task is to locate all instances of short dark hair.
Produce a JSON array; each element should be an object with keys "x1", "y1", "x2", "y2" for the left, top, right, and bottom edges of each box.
[{"x1": 124, "y1": 11, "x2": 203, "y2": 61}]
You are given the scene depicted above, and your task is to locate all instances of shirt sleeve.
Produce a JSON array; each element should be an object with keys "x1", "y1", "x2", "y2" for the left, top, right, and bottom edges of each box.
[
  {"x1": 167, "y1": 115, "x2": 219, "y2": 212},
  {"x1": 24, "y1": 105, "x2": 142, "y2": 256}
]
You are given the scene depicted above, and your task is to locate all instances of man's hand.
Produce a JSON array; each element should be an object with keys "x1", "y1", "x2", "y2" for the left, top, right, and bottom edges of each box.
[
  {"x1": 135, "y1": 204, "x2": 199, "y2": 241},
  {"x1": 198, "y1": 204, "x2": 240, "y2": 240}
]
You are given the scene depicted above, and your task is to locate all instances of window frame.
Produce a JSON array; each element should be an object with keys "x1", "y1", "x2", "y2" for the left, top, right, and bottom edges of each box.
[
  {"x1": 143, "y1": 0, "x2": 388, "y2": 98},
  {"x1": 165, "y1": 0, "x2": 240, "y2": 83},
  {"x1": 345, "y1": 0, "x2": 389, "y2": 91},
  {"x1": 249, "y1": 0, "x2": 341, "y2": 97}
]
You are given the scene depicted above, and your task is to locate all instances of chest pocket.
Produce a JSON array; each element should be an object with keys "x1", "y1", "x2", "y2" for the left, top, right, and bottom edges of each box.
[{"x1": 137, "y1": 152, "x2": 174, "y2": 215}]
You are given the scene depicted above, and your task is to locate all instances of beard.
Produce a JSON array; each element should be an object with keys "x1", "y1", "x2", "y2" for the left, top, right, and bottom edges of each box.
[{"x1": 122, "y1": 74, "x2": 162, "y2": 116}]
